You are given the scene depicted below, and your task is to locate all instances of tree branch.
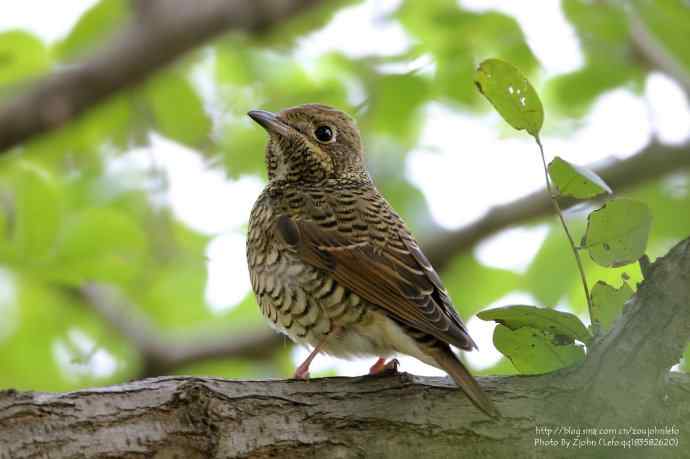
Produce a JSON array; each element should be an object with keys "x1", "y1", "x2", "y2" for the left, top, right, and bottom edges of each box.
[
  {"x1": 0, "y1": 0, "x2": 325, "y2": 152},
  {"x1": 3, "y1": 237, "x2": 688, "y2": 458},
  {"x1": 423, "y1": 140, "x2": 690, "y2": 271},
  {"x1": 1, "y1": 373, "x2": 687, "y2": 459},
  {"x1": 78, "y1": 283, "x2": 285, "y2": 377}
]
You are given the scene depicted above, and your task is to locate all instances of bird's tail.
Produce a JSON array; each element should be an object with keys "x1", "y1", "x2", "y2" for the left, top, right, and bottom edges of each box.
[{"x1": 430, "y1": 346, "x2": 500, "y2": 418}]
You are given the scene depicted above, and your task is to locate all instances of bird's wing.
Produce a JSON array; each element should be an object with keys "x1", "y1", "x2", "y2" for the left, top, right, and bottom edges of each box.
[{"x1": 274, "y1": 211, "x2": 476, "y2": 351}]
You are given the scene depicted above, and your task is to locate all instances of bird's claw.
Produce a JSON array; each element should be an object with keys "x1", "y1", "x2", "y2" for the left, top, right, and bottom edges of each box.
[{"x1": 369, "y1": 358, "x2": 400, "y2": 376}]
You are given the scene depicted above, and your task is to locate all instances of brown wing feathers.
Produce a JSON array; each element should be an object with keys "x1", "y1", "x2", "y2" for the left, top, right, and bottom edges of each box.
[{"x1": 275, "y1": 210, "x2": 475, "y2": 352}]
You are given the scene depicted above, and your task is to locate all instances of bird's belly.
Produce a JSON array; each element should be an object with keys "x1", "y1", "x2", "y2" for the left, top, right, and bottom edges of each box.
[
  {"x1": 320, "y1": 310, "x2": 438, "y2": 367},
  {"x1": 249, "y1": 240, "x2": 371, "y2": 349},
  {"x1": 260, "y1": 273, "x2": 437, "y2": 367}
]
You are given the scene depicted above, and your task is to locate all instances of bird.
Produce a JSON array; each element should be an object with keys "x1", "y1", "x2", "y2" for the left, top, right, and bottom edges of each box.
[{"x1": 246, "y1": 103, "x2": 499, "y2": 418}]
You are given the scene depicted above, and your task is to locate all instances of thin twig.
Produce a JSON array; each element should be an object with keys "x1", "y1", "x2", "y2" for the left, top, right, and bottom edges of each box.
[{"x1": 535, "y1": 136, "x2": 593, "y2": 317}]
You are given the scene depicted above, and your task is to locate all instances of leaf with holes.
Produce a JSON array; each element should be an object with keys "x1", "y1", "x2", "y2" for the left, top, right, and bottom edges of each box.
[
  {"x1": 478, "y1": 304, "x2": 591, "y2": 344},
  {"x1": 548, "y1": 156, "x2": 612, "y2": 199},
  {"x1": 584, "y1": 198, "x2": 652, "y2": 267},
  {"x1": 590, "y1": 280, "x2": 634, "y2": 334},
  {"x1": 492, "y1": 325, "x2": 585, "y2": 375},
  {"x1": 474, "y1": 58, "x2": 543, "y2": 136}
]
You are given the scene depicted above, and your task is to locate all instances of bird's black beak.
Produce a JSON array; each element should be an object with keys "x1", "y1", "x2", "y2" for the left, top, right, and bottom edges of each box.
[{"x1": 248, "y1": 110, "x2": 290, "y2": 136}]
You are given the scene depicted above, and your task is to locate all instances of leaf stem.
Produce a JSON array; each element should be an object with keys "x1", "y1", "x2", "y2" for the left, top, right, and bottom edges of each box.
[{"x1": 535, "y1": 136, "x2": 593, "y2": 321}]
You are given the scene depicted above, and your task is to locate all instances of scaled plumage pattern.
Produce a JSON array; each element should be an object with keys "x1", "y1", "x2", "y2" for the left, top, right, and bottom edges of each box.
[{"x1": 247, "y1": 104, "x2": 498, "y2": 417}]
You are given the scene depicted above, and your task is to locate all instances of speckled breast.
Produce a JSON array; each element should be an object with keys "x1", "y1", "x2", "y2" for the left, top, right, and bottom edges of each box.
[{"x1": 246, "y1": 190, "x2": 367, "y2": 348}]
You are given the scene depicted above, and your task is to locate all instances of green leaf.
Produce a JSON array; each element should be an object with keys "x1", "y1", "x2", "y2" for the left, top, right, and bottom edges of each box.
[
  {"x1": 0, "y1": 201, "x2": 6, "y2": 243},
  {"x1": 223, "y1": 294, "x2": 265, "y2": 332},
  {"x1": 0, "y1": 30, "x2": 51, "y2": 87},
  {"x1": 397, "y1": 2, "x2": 537, "y2": 106},
  {"x1": 215, "y1": 44, "x2": 254, "y2": 86},
  {"x1": 474, "y1": 58, "x2": 544, "y2": 136},
  {"x1": 373, "y1": 172, "x2": 430, "y2": 234},
  {"x1": 631, "y1": 0, "x2": 690, "y2": 74},
  {"x1": 568, "y1": 256, "x2": 642, "y2": 317},
  {"x1": 472, "y1": 356, "x2": 518, "y2": 377},
  {"x1": 259, "y1": 0, "x2": 359, "y2": 48},
  {"x1": 584, "y1": 198, "x2": 652, "y2": 267},
  {"x1": 53, "y1": 208, "x2": 147, "y2": 286},
  {"x1": 364, "y1": 73, "x2": 430, "y2": 145},
  {"x1": 445, "y1": 255, "x2": 521, "y2": 318},
  {"x1": 56, "y1": 0, "x2": 129, "y2": 59},
  {"x1": 0, "y1": 275, "x2": 134, "y2": 390},
  {"x1": 545, "y1": 66, "x2": 638, "y2": 116},
  {"x1": 145, "y1": 71, "x2": 212, "y2": 147},
  {"x1": 493, "y1": 324, "x2": 585, "y2": 375},
  {"x1": 23, "y1": 95, "x2": 132, "y2": 160},
  {"x1": 0, "y1": 278, "x2": 74, "y2": 391},
  {"x1": 221, "y1": 122, "x2": 269, "y2": 178},
  {"x1": 590, "y1": 280, "x2": 634, "y2": 334},
  {"x1": 548, "y1": 156, "x2": 612, "y2": 199},
  {"x1": 11, "y1": 162, "x2": 63, "y2": 261},
  {"x1": 550, "y1": 0, "x2": 642, "y2": 114},
  {"x1": 478, "y1": 305, "x2": 591, "y2": 345},
  {"x1": 140, "y1": 263, "x2": 209, "y2": 330},
  {"x1": 628, "y1": 179, "x2": 690, "y2": 244}
]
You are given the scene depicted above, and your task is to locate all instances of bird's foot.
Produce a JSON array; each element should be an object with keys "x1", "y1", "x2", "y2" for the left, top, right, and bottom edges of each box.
[
  {"x1": 369, "y1": 357, "x2": 400, "y2": 376},
  {"x1": 293, "y1": 365, "x2": 311, "y2": 380}
]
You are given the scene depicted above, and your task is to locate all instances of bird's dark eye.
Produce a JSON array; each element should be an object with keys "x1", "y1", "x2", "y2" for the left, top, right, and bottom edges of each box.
[{"x1": 314, "y1": 125, "x2": 334, "y2": 143}]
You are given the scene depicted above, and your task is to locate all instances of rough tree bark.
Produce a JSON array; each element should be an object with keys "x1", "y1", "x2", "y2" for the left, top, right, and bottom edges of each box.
[{"x1": 1, "y1": 237, "x2": 688, "y2": 458}]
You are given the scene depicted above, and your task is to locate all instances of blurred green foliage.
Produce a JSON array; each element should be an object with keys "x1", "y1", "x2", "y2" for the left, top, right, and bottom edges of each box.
[{"x1": 0, "y1": 0, "x2": 688, "y2": 390}]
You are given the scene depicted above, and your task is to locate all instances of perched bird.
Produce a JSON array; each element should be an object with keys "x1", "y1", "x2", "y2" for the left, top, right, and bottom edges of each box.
[{"x1": 246, "y1": 104, "x2": 499, "y2": 418}]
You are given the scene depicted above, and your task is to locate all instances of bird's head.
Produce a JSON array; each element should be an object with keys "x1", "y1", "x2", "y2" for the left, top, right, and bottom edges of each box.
[{"x1": 248, "y1": 104, "x2": 366, "y2": 183}]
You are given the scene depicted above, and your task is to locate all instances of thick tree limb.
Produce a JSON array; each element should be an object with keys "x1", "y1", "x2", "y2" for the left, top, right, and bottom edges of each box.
[
  {"x1": 79, "y1": 283, "x2": 284, "y2": 377},
  {"x1": 0, "y1": 0, "x2": 324, "y2": 152},
  {"x1": 1, "y1": 373, "x2": 687, "y2": 459},
  {"x1": 423, "y1": 140, "x2": 690, "y2": 271},
  {"x1": 3, "y1": 237, "x2": 688, "y2": 458}
]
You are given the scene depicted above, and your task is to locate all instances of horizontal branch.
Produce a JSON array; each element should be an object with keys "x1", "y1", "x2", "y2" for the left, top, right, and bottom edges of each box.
[
  {"x1": 3, "y1": 237, "x2": 687, "y2": 458},
  {"x1": 0, "y1": 373, "x2": 687, "y2": 458},
  {"x1": 79, "y1": 284, "x2": 284, "y2": 377},
  {"x1": 423, "y1": 140, "x2": 690, "y2": 271},
  {"x1": 0, "y1": 0, "x2": 324, "y2": 152}
]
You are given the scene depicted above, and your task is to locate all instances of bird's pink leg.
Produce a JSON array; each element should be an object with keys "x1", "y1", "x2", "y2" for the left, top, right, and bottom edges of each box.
[
  {"x1": 294, "y1": 328, "x2": 341, "y2": 380},
  {"x1": 294, "y1": 345, "x2": 322, "y2": 380},
  {"x1": 369, "y1": 357, "x2": 400, "y2": 375}
]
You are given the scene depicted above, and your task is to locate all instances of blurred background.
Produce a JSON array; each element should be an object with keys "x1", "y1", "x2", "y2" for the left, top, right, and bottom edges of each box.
[{"x1": 0, "y1": 0, "x2": 688, "y2": 391}]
